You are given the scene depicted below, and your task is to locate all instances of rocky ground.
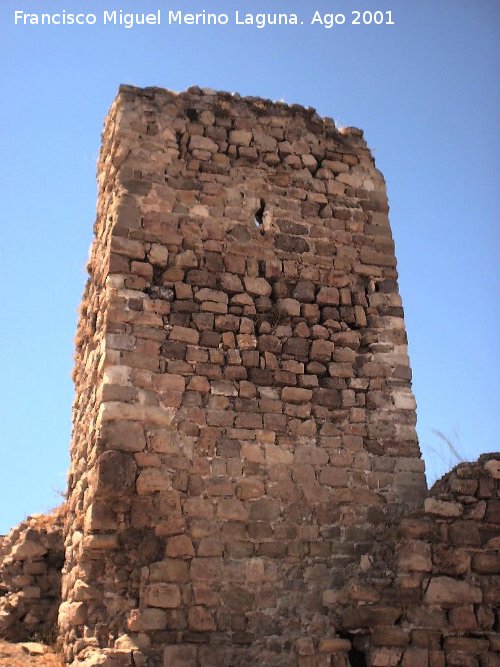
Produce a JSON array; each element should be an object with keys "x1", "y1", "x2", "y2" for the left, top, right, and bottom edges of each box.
[{"x1": 0, "y1": 640, "x2": 63, "y2": 666}]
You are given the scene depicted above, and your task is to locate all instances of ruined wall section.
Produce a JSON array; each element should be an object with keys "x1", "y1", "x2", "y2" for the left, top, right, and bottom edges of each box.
[
  {"x1": 325, "y1": 454, "x2": 500, "y2": 667},
  {"x1": 61, "y1": 86, "x2": 426, "y2": 666},
  {"x1": 0, "y1": 507, "x2": 64, "y2": 643}
]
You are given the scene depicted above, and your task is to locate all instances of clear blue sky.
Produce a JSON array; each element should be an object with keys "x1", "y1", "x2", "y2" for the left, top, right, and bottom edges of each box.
[{"x1": 1, "y1": 0, "x2": 498, "y2": 533}]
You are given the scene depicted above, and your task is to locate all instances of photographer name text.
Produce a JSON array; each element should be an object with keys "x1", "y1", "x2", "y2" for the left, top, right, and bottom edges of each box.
[{"x1": 13, "y1": 9, "x2": 396, "y2": 29}]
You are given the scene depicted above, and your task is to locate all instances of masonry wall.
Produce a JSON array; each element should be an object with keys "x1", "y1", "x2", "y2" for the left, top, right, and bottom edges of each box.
[
  {"x1": 60, "y1": 85, "x2": 427, "y2": 666},
  {"x1": 326, "y1": 454, "x2": 500, "y2": 667},
  {"x1": 0, "y1": 507, "x2": 64, "y2": 643}
]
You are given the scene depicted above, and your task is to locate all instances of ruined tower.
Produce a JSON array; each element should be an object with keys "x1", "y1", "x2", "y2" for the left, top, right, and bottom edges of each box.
[{"x1": 60, "y1": 85, "x2": 427, "y2": 666}]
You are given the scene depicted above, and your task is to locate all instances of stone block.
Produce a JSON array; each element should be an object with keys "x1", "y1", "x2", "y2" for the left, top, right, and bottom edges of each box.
[
  {"x1": 396, "y1": 540, "x2": 432, "y2": 572},
  {"x1": 319, "y1": 467, "x2": 348, "y2": 487},
  {"x1": 371, "y1": 627, "x2": 409, "y2": 647},
  {"x1": 190, "y1": 135, "x2": 218, "y2": 152},
  {"x1": 136, "y1": 468, "x2": 172, "y2": 495},
  {"x1": 187, "y1": 606, "x2": 216, "y2": 632},
  {"x1": 218, "y1": 499, "x2": 249, "y2": 521},
  {"x1": 444, "y1": 637, "x2": 490, "y2": 654},
  {"x1": 318, "y1": 638, "x2": 351, "y2": 652},
  {"x1": 484, "y1": 459, "x2": 500, "y2": 479},
  {"x1": 100, "y1": 420, "x2": 145, "y2": 453},
  {"x1": 82, "y1": 534, "x2": 118, "y2": 551},
  {"x1": 229, "y1": 130, "x2": 252, "y2": 146},
  {"x1": 449, "y1": 605, "x2": 477, "y2": 631},
  {"x1": 282, "y1": 386, "x2": 313, "y2": 404},
  {"x1": 424, "y1": 498, "x2": 463, "y2": 517},
  {"x1": 310, "y1": 339, "x2": 334, "y2": 361},
  {"x1": 448, "y1": 520, "x2": 481, "y2": 546},
  {"x1": 144, "y1": 583, "x2": 181, "y2": 608},
  {"x1": 94, "y1": 450, "x2": 136, "y2": 499},
  {"x1": 401, "y1": 649, "x2": 429, "y2": 667},
  {"x1": 189, "y1": 558, "x2": 222, "y2": 582},
  {"x1": 165, "y1": 536, "x2": 195, "y2": 559},
  {"x1": 243, "y1": 276, "x2": 272, "y2": 296},
  {"x1": 425, "y1": 576, "x2": 482, "y2": 605},
  {"x1": 278, "y1": 298, "x2": 301, "y2": 316},
  {"x1": 432, "y1": 545, "x2": 471, "y2": 575},
  {"x1": 296, "y1": 638, "x2": 315, "y2": 655},
  {"x1": 197, "y1": 537, "x2": 223, "y2": 557},
  {"x1": 472, "y1": 553, "x2": 500, "y2": 574},
  {"x1": 170, "y1": 325, "x2": 200, "y2": 345},
  {"x1": 149, "y1": 559, "x2": 190, "y2": 584},
  {"x1": 11, "y1": 540, "x2": 48, "y2": 561},
  {"x1": 249, "y1": 497, "x2": 281, "y2": 521},
  {"x1": 163, "y1": 644, "x2": 197, "y2": 667},
  {"x1": 370, "y1": 647, "x2": 402, "y2": 667},
  {"x1": 236, "y1": 479, "x2": 265, "y2": 500},
  {"x1": 149, "y1": 243, "x2": 169, "y2": 266},
  {"x1": 316, "y1": 287, "x2": 340, "y2": 305},
  {"x1": 127, "y1": 608, "x2": 167, "y2": 632}
]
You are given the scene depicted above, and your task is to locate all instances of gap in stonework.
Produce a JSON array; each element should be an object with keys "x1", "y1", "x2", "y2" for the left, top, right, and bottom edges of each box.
[{"x1": 253, "y1": 198, "x2": 266, "y2": 227}]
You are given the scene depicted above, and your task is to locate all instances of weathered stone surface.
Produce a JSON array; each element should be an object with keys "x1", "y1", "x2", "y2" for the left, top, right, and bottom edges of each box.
[
  {"x1": 323, "y1": 454, "x2": 498, "y2": 667},
  {"x1": 11, "y1": 541, "x2": 48, "y2": 561},
  {"x1": 424, "y1": 498, "x2": 462, "y2": 517},
  {"x1": 396, "y1": 540, "x2": 432, "y2": 572},
  {"x1": 163, "y1": 644, "x2": 197, "y2": 667},
  {"x1": 471, "y1": 553, "x2": 500, "y2": 574},
  {"x1": 100, "y1": 420, "x2": 145, "y2": 453},
  {"x1": 94, "y1": 450, "x2": 136, "y2": 499},
  {"x1": 128, "y1": 608, "x2": 166, "y2": 632},
  {"x1": 425, "y1": 577, "x2": 482, "y2": 605},
  {"x1": 243, "y1": 276, "x2": 272, "y2": 297},
  {"x1": 484, "y1": 459, "x2": 500, "y2": 479},
  {"x1": 144, "y1": 583, "x2": 181, "y2": 609},
  {"x1": 19, "y1": 641, "x2": 47, "y2": 656},
  {"x1": 316, "y1": 287, "x2": 339, "y2": 305}
]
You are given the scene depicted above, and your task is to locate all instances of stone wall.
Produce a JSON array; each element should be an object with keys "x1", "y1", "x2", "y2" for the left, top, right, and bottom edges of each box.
[
  {"x1": 0, "y1": 507, "x2": 64, "y2": 643},
  {"x1": 1, "y1": 455, "x2": 498, "y2": 666},
  {"x1": 325, "y1": 454, "x2": 500, "y2": 667},
  {"x1": 59, "y1": 85, "x2": 426, "y2": 666}
]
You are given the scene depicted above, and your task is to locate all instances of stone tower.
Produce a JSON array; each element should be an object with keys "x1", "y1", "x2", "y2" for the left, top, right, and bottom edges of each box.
[{"x1": 59, "y1": 85, "x2": 427, "y2": 666}]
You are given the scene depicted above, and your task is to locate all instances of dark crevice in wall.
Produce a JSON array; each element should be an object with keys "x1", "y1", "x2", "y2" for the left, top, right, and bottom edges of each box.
[
  {"x1": 348, "y1": 647, "x2": 367, "y2": 667},
  {"x1": 254, "y1": 198, "x2": 266, "y2": 227},
  {"x1": 337, "y1": 631, "x2": 368, "y2": 667}
]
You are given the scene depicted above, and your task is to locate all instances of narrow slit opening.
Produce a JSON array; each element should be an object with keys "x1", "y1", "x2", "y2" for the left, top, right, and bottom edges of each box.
[{"x1": 254, "y1": 198, "x2": 266, "y2": 227}]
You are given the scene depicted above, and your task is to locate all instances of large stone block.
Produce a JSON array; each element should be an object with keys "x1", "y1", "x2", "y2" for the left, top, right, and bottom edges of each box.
[
  {"x1": 425, "y1": 576, "x2": 482, "y2": 606},
  {"x1": 94, "y1": 451, "x2": 136, "y2": 499}
]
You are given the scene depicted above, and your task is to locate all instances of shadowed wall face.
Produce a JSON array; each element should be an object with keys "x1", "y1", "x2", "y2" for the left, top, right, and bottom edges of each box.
[{"x1": 60, "y1": 85, "x2": 425, "y2": 665}]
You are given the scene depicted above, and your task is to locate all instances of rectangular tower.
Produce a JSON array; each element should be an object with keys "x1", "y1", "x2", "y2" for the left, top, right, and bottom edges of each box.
[{"x1": 60, "y1": 86, "x2": 426, "y2": 666}]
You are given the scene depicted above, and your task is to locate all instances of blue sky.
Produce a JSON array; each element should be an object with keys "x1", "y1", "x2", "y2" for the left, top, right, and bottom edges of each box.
[{"x1": 1, "y1": 0, "x2": 498, "y2": 533}]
